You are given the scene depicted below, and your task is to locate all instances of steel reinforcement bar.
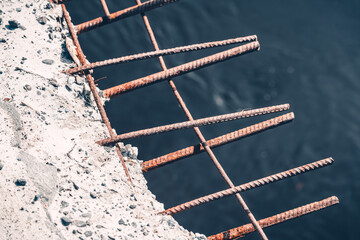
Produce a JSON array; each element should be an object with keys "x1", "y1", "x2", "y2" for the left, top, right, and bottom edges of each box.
[
  {"x1": 103, "y1": 41, "x2": 260, "y2": 98},
  {"x1": 160, "y1": 158, "x2": 334, "y2": 215},
  {"x1": 99, "y1": 0, "x2": 111, "y2": 19},
  {"x1": 75, "y1": 0, "x2": 179, "y2": 34},
  {"x1": 64, "y1": 35, "x2": 257, "y2": 74},
  {"x1": 142, "y1": 112, "x2": 294, "y2": 172},
  {"x1": 102, "y1": 41, "x2": 260, "y2": 98},
  {"x1": 97, "y1": 104, "x2": 289, "y2": 145},
  {"x1": 61, "y1": 4, "x2": 133, "y2": 184},
  {"x1": 133, "y1": 0, "x2": 268, "y2": 238},
  {"x1": 207, "y1": 196, "x2": 339, "y2": 240}
]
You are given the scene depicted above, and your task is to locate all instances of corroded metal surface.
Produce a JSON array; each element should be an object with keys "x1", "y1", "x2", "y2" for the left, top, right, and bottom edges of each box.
[
  {"x1": 103, "y1": 41, "x2": 260, "y2": 98},
  {"x1": 61, "y1": 4, "x2": 133, "y2": 184},
  {"x1": 64, "y1": 35, "x2": 257, "y2": 74},
  {"x1": 133, "y1": 0, "x2": 268, "y2": 238},
  {"x1": 160, "y1": 158, "x2": 334, "y2": 215},
  {"x1": 142, "y1": 112, "x2": 294, "y2": 172},
  {"x1": 207, "y1": 196, "x2": 339, "y2": 240},
  {"x1": 99, "y1": 0, "x2": 111, "y2": 19},
  {"x1": 60, "y1": 1, "x2": 338, "y2": 239},
  {"x1": 75, "y1": 0, "x2": 179, "y2": 34},
  {"x1": 97, "y1": 104, "x2": 289, "y2": 145}
]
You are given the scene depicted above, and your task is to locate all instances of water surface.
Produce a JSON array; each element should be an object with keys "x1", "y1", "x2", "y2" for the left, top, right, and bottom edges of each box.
[{"x1": 67, "y1": 1, "x2": 360, "y2": 239}]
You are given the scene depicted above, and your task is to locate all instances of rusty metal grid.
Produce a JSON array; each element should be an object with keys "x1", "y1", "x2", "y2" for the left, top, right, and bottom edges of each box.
[{"x1": 57, "y1": 1, "x2": 338, "y2": 239}]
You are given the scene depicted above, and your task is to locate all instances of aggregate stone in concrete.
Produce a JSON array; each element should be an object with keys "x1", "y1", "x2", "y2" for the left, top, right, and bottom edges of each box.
[{"x1": 0, "y1": 1, "x2": 207, "y2": 239}]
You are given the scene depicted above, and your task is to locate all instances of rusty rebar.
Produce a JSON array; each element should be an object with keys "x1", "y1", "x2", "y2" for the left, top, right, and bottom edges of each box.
[
  {"x1": 99, "y1": 0, "x2": 111, "y2": 19},
  {"x1": 142, "y1": 112, "x2": 294, "y2": 172},
  {"x1": 134, "y1": 1, "x2": 268, "y2": 239},
  {"x1": 97, "y1": 104, "x2": 289, "y2": 146},
  {"x1": 103, "y1": 41, "x2": 260, "y2": 98},
  {"x1": 75, "y1": 0, "x2": 179, "y2": 34},
  {"x1": 64, "y1": 35, "x2": 257, "y2": 75},
  {"x1": 207, "y1": 196, "x2": 339, "y2": 240},
  {"x1": 160, "y1": 158, "x2": 334, "y2": 215},
  {"x1": 61, "y1": 4, "x2": 133, "y2": 184}
]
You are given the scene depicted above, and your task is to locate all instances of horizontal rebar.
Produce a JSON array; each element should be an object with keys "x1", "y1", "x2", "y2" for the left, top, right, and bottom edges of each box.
[
  {"x1": 142, "y1": 112, "x2": 294, "y2": 172},
  {"x1": 97, "y1": 104, "x2": 289, "y2": 146},
  {"x1": 102, "y1": 41, "x2": 260, "y2": 98},
  {"x1": 207, "y1": 196, "x2": 339, "y2": 240},
  {"x1": 75, "y1": 0, "x2": 179, "y2": 34},
  {"x1": 160, "y1": 157, "x2": 334, "y2": 215},
  {"x1": 64, "y1": 35, "x2": 257, "y2": 75}
]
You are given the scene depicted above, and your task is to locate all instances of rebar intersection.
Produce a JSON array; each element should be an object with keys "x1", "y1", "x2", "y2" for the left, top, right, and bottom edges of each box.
[{"x1": 58, "y1": 0, "x2": 338, "y2": 239}]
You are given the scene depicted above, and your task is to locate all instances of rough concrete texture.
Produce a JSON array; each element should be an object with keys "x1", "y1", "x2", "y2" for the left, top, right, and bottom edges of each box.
[{"x1": 0, "y1": 1, "x2": 207, "y2": 239}]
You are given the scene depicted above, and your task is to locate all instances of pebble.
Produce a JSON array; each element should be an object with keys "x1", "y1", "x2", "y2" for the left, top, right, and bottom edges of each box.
[
  {"x1": 118, "y1": 219, "x2": 126, "y2": 225},
  {"x1": 90, "y1": 192, "x2": 97, "y2": 199},
  {"x1": 72, "y1": 182, "x2": 79, "y2": 190},
  {"x1": 42, "y1": 59, "x2": 54, "y2": 65},
  {"x1": 194, "y1": 233, "x2": 207, "y2": 240},
  {"x1": 84, "y1": 231, "x2": 93, "y2": 237},
  {"x1": 65, "y1": 84, "x2": 72, "y2": 92},
  {"x1": 23, "y1": 84, "x2": 31, "y2": 91},
  {"x1": 60, "y1": 217, "x2": 72, "y2": 226},
  {"x1": 45, "y1": 3, "x2": 53, "y2": 10},
  {"x1": 48, "y1": 79, "x2": 58, "y2": 88},
  {"x1": 15, "y1": 179, "x2": 27, "y2": 186},
  {"x1": 0, "y1": 162, "x2": 3, "y2": 171},
  {"x1": 0, "y1": 38, "x2": 6, "y2": 43},
  {"x1": 8, "y1": 20, "x2": 20, "y2": 28},
  {"x1": 129, "y1": 205, "x2": 136, "y2": 209},
  {"x1": 73, "y1": 220, "x2": 87, "y2": 228},
  {"x1": 37, "y1": 16, "x2": 47, "y2": 25},
  {"x1": 61, "y1": 200, "x2": 69, "y2": 208},
  {"x1": 16, "y1": 8, "x2": 21, "y2": 12},
  {"x1": 81, "y1": 213, "x2": 91, "y2": 218}
]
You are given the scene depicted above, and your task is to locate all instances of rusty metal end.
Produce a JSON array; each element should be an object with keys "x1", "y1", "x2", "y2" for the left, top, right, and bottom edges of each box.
[{"x1": 207, "y1": 196, "x2": 339, "y2": 240}]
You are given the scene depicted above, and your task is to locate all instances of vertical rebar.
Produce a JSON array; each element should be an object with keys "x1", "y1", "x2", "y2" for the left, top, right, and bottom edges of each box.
[
  {"x1": 61, "y1": 4, "x2": 133, "y2": 185},
  {"x1": 133, "y1": 1, "x2": 268, "y2": 239},
  {"x1": 207, "y1": 196, "x2": 339, "y2": 240},
  {"x1": 99, "y1": 0, "x2": 111, "y2": 19}
]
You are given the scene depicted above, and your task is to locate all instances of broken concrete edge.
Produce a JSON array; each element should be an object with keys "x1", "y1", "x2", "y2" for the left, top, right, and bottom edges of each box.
[{"x1": 0, "y1": 1, "x2": 207, "y2": 239}]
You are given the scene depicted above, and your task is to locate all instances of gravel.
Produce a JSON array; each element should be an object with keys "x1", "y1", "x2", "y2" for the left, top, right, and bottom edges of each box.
[
  {"x1": 42, "y1": 59, "x2": 54, "y2": 65},
  {"x1": 0, "y1": 1, "x2": 207, "y2": 239},
  {"x1": 15, "y1": 179, "x2": 27, "y2": 186}
]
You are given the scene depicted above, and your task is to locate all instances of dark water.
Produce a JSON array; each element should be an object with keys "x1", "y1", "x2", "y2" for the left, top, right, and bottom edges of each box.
[{"x1": 67, "y1": 1, "x2": 360, "y2": 239}]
